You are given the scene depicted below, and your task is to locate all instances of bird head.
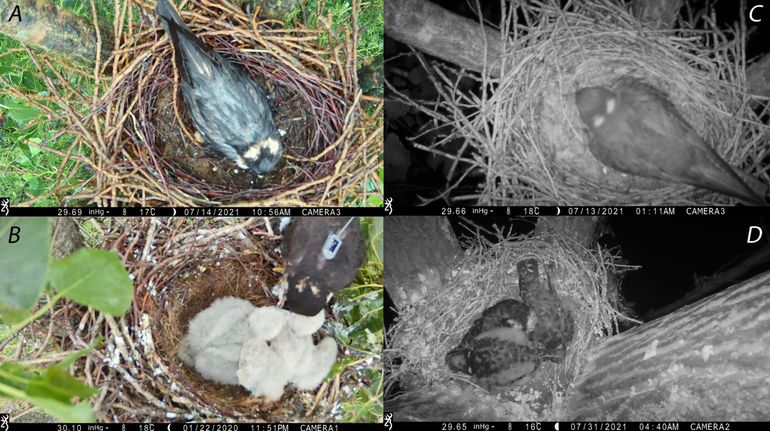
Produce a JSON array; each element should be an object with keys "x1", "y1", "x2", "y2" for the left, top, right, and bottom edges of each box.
[
  {"x1": 445, "y1": 348, "x2": 470, "y2": 374},
  {"x1": 281, "y1": 217, "x2": 365, "y2": 316},
  {"x1": 284, "y1": 275, "x2": 331, "y2": 317},
  {"x1": 241, "y1": 136, "x2": 283, "y2": 175},
  {"x1": 575, "y1": 86, "x2": 616, "y2": 131}
]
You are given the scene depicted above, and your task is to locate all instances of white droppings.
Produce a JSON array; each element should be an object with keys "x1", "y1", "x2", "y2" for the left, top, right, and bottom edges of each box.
[
  {"x1": 643, "y1": 339, "x2": 659, "y2": 360},
  {"x1": 701, "y1": 344, "x2": 714, "y2": 361}
]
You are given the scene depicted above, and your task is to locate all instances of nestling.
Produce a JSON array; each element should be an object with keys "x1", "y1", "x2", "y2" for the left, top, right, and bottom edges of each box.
[
  {"x1": 177, "y1": 296, "x2": 256, "y2": 385},
  {"x1": 445, "y1": 259, "x2": 574, "y2": 393},
  {"x1": 575, "y1": 76, "x2": 765, "y2": 204},
  {"x1": 237, "y1": 307, "x2": 338, "y2": 401},
  {"x1": 156, "y1": 0, "x2": 283, "y2": 175}
]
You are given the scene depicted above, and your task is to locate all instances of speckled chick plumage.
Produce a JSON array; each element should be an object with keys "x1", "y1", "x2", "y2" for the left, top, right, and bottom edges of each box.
[
  {"x1": 446, "y1": 259, "x2": 574, "y2": 392},
  {"x1": 445, "y1": 298, "x2": 539, "y2": 391},
  {"x1": 575, "y1": 76, "x2": 764, "y2": 205},
  {"x1": 156, "y1": 0, "x2": 282, "y2": 175}
]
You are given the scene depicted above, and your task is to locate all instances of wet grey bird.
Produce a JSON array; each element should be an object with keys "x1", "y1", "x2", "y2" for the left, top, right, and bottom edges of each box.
[
  {"x1": 280, "y1": 217, "x2": 365, "y2": 316},
  {"x1": 156, "y1": 0, "x2": 283, "y2": 174},
  {"x1": 575, "y1": 76, "x2": 765, "y2": 205}
]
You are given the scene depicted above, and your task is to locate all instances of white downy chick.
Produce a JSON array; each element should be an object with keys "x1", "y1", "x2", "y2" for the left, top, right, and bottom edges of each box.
[
  {"x1": 291, "y1": 337, "x2": 338, "y2": 390},
  {"x1": 247, "y1": 305, "x2": 288, "y2": 340},
  {"x1": 287, "y1": 309, "x2": 325, "y2": 336},
  {"x1": 238, "y1": 305, "x2": 292, "y2": 401},
  {"x1": 236, "y1": 307, "x2": 338, "y2": 401},
  {"x1": 237, "y1": 336, "x2": 288, "y2": 401},
  {"x1": 177, "y1": 296, "x2": 256, "y2": 385},
  {"x1": 268, "y1": 308, "x2": 338, "y2": 391}
]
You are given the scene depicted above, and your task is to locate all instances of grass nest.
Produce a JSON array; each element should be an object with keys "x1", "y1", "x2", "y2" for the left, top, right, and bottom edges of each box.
[
  {"x1": 33, "y1": 217, "x2": 376, "y2": 422},
  {"x1": 394, "y1": 0, "x2": 769, "y2": 205},
  {"x1": 14, "y1": 0, "x2": 381, "y2": 206},
  {"x1": 384, "y1": 229, "x2": 632, "y2": 420}
]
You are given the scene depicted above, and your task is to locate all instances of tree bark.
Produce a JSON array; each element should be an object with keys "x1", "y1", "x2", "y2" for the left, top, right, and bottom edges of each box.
[
  {"x1": 631, "y1": 0, "x2": 684, "y2": 30},
  {"x1": 384, "y1": 216, "x2": 461, "y2": 310},
  {"x1": 384, "y1": 0, "x2": 503, "y2": 77},
  {"x1": 568, "y1": 271, "x2": 770, "y2": 420},
  {"x1": 0, "y1": 0, "x2": 112, "y2": 68},
  {"x1": 384, "y1": 0, "x2": 770, "y2": 99}
]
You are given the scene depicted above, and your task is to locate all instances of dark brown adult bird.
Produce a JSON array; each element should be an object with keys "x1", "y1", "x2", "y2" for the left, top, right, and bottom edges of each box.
[
  {"x1": 280, "y1": 217, "x2": 365, "y2": 316},
  {"x1": 575, "y1": 76, "x2": 765, "y2": 205}
]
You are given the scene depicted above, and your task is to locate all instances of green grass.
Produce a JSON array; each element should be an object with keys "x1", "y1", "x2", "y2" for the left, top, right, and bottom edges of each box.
[
  {"x1": 284, "y1": 0, "x2": 384, "y2": 67},
  {"x1": 0, "y1": 0, "x2": 117, "y2": 206},
  {"x1": 332, "y1": 216, "x2": 384, "y2": 421}
]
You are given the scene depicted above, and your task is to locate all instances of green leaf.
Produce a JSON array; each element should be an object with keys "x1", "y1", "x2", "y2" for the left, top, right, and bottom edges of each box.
[
  {"x1": 0, "y1": 362, "x2": 36, "y2": 393},
  {"x1": 0, "y1": 362, "x2": 96, "y2": 422},
  {"x1": 27, "y1": 398, "x2": 95, "y2": 423},
  {"x1": 27, "y1": 364, "x2": 97, "y2": 402},
  {"x1": 369, "y1": 217, "x2": 383, "y2": 263},
  {"x1": 367, "y1": 195, "x2": 382, "y2": 207},
  {"x1": 49, "y1": 249, "x2": 133, "y2": 316},
  {"x1": 3, "y1": 100, "x2": 41, "y2": 124},
  {"x1": 0, "y1": 218, "x2": 50, "y2": 322},
  {"x1": 328, "y1": 356, "x2": 359, "y2": 376}
]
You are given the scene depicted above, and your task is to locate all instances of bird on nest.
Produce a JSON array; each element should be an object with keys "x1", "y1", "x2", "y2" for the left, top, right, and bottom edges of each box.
[
  {"x1": 445, "y1": 259, "x2": 574, "y2": 392},
  {"x1": 155, "y1": 0, "x2": 283, "y2": 175},
  {"x1": 575, "y1": 76, "x2": 766, "y2": 205}
]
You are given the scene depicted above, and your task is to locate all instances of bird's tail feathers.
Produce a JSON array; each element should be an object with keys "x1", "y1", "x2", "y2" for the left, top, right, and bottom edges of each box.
[
  {"x1": 693, "y1": 168, "x2": 766, "y2": 206},
  {"x1": 155, "y1": 0, "x2": 187, "y2": 31}
]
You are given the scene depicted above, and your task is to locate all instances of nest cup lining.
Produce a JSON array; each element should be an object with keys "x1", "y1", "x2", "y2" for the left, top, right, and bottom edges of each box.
[{"x1": 154, "y1": 259, "x2": 287, "y2": 418}]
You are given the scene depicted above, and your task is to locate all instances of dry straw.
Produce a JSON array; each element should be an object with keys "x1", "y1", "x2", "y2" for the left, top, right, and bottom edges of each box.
[
  {"x1": 4, "y1": 0, "x2": 381, "y2": 206},
  {"x1": 390, "y1": 0, "x2": 769, "y2": 205},
  {"x1": 385, "y1": 225, "x2": 635, "y2": 419}
]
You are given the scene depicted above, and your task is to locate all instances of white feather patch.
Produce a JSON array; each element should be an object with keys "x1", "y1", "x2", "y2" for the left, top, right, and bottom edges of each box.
[
  {"x1": 605, "y1": 97, "x2": 616, "y2": 115},
  {"x1": 234, "y1": 154, "x2": 249, "y2": 170},
  {"x1": 243, "y1": 137, "x2": 281, "y2": 160}
]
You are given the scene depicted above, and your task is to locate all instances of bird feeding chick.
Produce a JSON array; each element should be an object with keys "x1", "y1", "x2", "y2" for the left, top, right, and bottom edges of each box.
[
  {"x1": 275, "y1": 217, "x2": 366, "y2": 317},
  {"x1": 176, "y1": 296, "x2": 338, "y2": 401},
  {"x1": 575, "y1": 76, "x2": 765, "y2": 205},
  {"x1": 156, "y1": 0, "x2": 283, "y2": 175}
]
